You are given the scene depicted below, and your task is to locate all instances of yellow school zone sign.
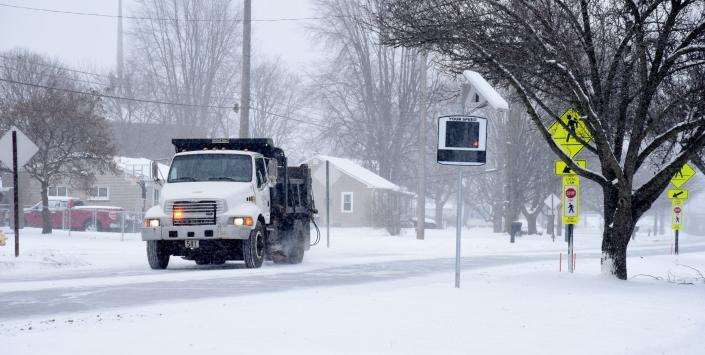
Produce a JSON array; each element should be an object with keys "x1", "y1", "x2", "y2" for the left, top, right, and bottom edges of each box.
[
  {"x1": 549, "y1": 108, "x2": 592, "y2": 158},
  {"x1": 670, "y1": 163, "x2": 696, "y2": 189}
]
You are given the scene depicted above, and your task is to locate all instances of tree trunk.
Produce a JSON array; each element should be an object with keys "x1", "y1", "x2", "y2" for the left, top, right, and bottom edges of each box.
[
  {"x1": 526, "y1": 212, "x2": 538, "y2": 235},
  {"x1": 434, "y1": 199, "x2": 445, "y2": 229},
  {"x1": 521, "y1": 205, "x2": 540, "y2": 235},
  {"x1": 600, "y1": 228, "x2": 629, "y2": 280},
  {"x1": 492, "y1": 203, "x2": 503, "y2": 233},
  {"x1": 40, "y1": 181, "x2": 52, "y2": 234},
  {"x1": 600, "y1": 190, "x2": 634, "y2": 280}
]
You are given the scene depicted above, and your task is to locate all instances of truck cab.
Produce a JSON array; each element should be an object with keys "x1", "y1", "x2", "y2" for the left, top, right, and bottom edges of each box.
[{"x1": 142, "y1": 138, "x2": 316, "y2": 269}]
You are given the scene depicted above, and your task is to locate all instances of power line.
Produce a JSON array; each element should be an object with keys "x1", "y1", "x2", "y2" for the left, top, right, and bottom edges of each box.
[
  {"x1": 0, "y1": 77, "x2": 329, "y2": 129},
  {"x1": 0, "y1": 54, "x2": 113, "y2": 79},
  {"x1": 0, "y1": 3, "x2": 348, "y2": 23},
  {"x1": 0, "y1": 64, "x2": 109, "y2": 87},
  {"x1": 0, "y1": 54, "x2": 328, "y2": 117}
]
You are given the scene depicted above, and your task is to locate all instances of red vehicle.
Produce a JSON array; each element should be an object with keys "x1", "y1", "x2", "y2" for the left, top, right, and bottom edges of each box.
[{"x1": 23, "y1": 197, "x2": 123, "y2": 231}]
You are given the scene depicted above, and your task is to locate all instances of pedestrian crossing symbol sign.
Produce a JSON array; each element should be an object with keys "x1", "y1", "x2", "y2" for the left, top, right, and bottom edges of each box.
[
  {"x1": 670, "y1": 163, "x2": 696, "y2": 189},
  {"x1": 549, "y1": 108, "x2": 592, "y2": 158}
]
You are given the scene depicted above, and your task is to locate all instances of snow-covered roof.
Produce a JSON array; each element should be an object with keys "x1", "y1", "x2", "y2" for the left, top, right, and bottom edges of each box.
[
  {"x1": 114, "y1": 156, "x2": 169, "y2": 180},
  {"x1": 303, "y1": 155, "x2": 400, "y2": 191}
]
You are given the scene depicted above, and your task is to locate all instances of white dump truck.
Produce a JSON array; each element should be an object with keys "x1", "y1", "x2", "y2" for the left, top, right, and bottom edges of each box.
[{"x1": 142, "y1": 138, "x2": 317, "y2": 269}]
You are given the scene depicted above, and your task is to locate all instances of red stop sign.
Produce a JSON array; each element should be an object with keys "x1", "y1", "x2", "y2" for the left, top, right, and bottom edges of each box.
[
  {"x1": 674, "y1": 207, "x2": 682, "y2": 214},
  {"x1": 565, "y1": 188, "x2": 577, "y2": 199}
]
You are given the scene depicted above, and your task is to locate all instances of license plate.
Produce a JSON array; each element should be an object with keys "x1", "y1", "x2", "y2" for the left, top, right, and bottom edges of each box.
[{"x1": 185, "y1": 240, "x2": 199, "y2": 249}]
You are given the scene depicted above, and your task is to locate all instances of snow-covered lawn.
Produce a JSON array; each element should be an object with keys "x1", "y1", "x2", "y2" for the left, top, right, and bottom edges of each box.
[{"x1": 1, "y1": 225, "x2": 704, "y2": 354}]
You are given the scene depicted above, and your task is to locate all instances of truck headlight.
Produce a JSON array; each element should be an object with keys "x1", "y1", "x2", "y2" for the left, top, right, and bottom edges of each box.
[
  {"x1": 231, "y1": 216, "x2": 254, "y2": 226},
  {"x1": 144, "y1": 218, "x2": 160, "y2": 227}
]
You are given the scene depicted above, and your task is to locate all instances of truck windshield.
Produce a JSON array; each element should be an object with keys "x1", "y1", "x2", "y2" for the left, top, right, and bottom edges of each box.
[{"x1": 167, "y1": 154, "x2": 252, "y2": 183}]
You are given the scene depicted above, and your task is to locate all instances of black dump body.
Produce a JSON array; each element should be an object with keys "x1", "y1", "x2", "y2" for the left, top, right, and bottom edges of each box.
[{"x1": 171, "y1": 138, "x2": 316, "y2": 224}]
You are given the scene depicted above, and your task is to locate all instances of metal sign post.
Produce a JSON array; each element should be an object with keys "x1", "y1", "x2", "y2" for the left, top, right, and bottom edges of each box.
[
  {"x1": 12, "y1": 131, "x2": 19, "y2": 257},
  {"x1": 326, "y1": 160, "x2": 330, "y2": 249},
  {"x1": 0, "y1": 127, "x2": 39, "y2": 257},
  {"x1": 455, "y1": 168, "x2": 463, "y2": 288},
  {"x1": 672, "y1": 199, "x2": 683, "y2": 255},
  {"x1": 666, "y1": 164, "x2": 695, "y2": 255},
  {"x1": 437, "y1": 115, "x2": 489, "y2": 289},
  {"x1": 562, "y1": 175, "x2": 580, "y2": 273}
]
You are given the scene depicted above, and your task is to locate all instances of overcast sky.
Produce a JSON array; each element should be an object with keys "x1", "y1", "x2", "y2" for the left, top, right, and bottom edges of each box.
[{"x1": 0, "y1": 0, "x2": 321, "y2": 72}]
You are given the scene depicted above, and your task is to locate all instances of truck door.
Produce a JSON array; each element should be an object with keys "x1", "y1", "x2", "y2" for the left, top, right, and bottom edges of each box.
[{"x1": 255, "y1": 157, "x2": 271, "y2": 223}]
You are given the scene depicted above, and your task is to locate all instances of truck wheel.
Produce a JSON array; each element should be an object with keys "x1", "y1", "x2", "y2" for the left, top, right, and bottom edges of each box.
[
  {"x1": 195, "y1": 256, "x2": 211, "y2": 265},
  {"x1": 82, "y1": 219, "x2": 100, "y2": 232},
  {"x1": 287, "y1": 223, "x2": 305, "y2": 264},
  {"x1": 243, "y1": 222, "x2": 265, "y2": 268},
  {"x1": 147, "y1": 241, "x2": 170, "y2": 269}
]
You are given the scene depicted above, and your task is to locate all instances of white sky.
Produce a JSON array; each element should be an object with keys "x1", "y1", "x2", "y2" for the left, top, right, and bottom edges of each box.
[{"x1": 0, "y1": 0, "x2": 322, "y2": 72}]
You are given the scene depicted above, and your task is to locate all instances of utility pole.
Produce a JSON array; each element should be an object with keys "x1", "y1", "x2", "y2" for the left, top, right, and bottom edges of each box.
[
  {"x1": 239, "y1": 0, "x2": 252, "y2": 138},
  {"x1": 117, "y1": 0, "x2": 124, "y2": 87},
  {"x1": 416, "y1": 51, "x2": 428, "y2": 240}
]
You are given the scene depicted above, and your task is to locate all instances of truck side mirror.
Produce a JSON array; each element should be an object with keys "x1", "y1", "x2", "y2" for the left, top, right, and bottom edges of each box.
[
  {"x1": 267, "y1": 159, "x2": 278, "y2": 186},
  {"x1": 151, "y1": 161, "x2": 163, "y2": 186}
]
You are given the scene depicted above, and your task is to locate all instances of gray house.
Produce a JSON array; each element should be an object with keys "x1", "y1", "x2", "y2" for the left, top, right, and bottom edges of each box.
[
  {"x1": 304, "y1": 155, "x2": 414, "y2": 234},
  {"x1": 4, "y1": 157, "x2": 168, "y2": 212}
]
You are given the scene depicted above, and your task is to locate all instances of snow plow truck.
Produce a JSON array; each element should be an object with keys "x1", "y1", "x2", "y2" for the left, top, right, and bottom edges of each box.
[{"x1": 142, "y1": 138, "x2": 317, "y2": 269}]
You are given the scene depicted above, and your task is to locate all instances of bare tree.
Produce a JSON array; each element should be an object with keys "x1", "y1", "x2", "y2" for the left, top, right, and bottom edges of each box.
[
  {"x1": 312, "y1": 0, "x2": 425, "y2": 184},
  {"x1": 0, "y1": 50, "x2": 117, "y2": 234},
  {"x1": 379, "y1": 1, "x2": 705, "y2": 279},
  {"x1": 250, "y1": 59, "x2": 307, "y2": 148},
  {"x1": 128, "y1": 0, "x2": 241, "y2": 136}
]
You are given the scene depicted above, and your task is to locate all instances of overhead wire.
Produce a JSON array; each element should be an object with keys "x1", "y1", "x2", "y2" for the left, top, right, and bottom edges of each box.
[
  {"x1": 0, "y1": 2, "x2": 351, "y2": 23},
  {"x1": 0, "y1": 55, "x2": 329, "y2": 123},
  {"x1": 0, "y1": 77, "x2": 329, "y2": 129}
]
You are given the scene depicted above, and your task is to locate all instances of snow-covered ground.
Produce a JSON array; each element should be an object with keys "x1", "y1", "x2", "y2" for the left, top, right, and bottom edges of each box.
[{"x1": 1, "y1": 224, "x2": 704, "y2": 355}]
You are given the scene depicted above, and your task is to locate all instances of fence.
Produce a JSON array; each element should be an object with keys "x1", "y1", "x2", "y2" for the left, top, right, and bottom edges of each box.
[{"x1": 0, "y1": 204, "x2": 144, "y2": 239}]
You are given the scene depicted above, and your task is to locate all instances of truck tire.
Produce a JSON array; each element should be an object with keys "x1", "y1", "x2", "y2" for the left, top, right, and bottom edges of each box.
[
  {"x1": 82, "y1": 219, "x2": 100, "y2": 232},
  {"x1": 287, "y1": 222, "x2": 305, "y2": 264},
  {"x1": 243, "y1": 221, "x2": 265, "y2": 268},
  {"x1": 271, "y1": 222, "x2": 305, "y2": 265},
  {"x1": 147, "y1": 240, "x2": 170, "y2": 269}
]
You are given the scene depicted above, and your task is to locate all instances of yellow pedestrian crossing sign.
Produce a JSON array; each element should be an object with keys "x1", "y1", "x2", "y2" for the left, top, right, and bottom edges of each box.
[
  {"x1": 549, "y1": 108, "x2": 592, "y2": 158},
  {"x1": 670, "y1": 163, "x2": 696, "y2": 188},
  {"x1": 555, "y1": 160, "x2": 587, "y2": 176}
]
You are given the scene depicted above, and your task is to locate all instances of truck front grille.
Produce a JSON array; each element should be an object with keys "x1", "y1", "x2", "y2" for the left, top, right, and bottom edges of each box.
[{"x1": 167, "y1": 200, "x2": 225, "y2": 226}]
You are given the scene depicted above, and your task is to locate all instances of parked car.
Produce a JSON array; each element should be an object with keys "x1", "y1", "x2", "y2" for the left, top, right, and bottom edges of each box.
[{"x1": 23, "y1": 197, "x2": 123, "y2": 231}]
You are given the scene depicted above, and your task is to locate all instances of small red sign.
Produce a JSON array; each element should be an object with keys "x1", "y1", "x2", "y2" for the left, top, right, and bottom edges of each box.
[
  {"x1": 674, "y1": 207, "x2": 682, "y2": 214},
  {"x1": 565, "y1": 188, "x2": 577, "y2": 199}
]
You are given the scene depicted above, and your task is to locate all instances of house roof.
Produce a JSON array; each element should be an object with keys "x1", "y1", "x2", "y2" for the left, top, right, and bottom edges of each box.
[{"x1": 304, "y1": 155, "x2": 400, "y2": 191}]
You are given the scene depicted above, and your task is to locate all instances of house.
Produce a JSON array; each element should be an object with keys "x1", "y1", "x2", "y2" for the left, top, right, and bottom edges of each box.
[
  {"x1": 303, "y1": 155, "x2": 414, "y2": 234},
  {"x1": 5, "y1": 157, "x2": 169, "y2": 213}
]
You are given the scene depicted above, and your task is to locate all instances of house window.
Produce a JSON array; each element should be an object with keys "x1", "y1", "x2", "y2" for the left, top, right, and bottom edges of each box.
[
  {"x1": 153, "y1": 188, "x2": 160, "y2": 204},
  {"x1": 88, "y1": 186, "x2": 110, "y2": 201},
  {"x1": 48, "y1": 186, "x2": 68, "y2": 197},
  {"x1": 341, "y1": 192, "x2": 353, "y2": 213}
]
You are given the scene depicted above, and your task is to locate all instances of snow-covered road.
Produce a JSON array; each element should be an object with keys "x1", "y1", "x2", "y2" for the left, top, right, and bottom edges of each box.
[
  {"x1": 2, "y1": 226, "x2": 705, "y2": 355},
  {"x1": 2, "y1": 230, "x2": 704, "y2": 321}
]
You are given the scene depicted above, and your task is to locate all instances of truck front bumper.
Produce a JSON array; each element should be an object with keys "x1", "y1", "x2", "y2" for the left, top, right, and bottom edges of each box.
[{"x1": 142, "y1": 224, "x2": 251, "y2": 241}]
